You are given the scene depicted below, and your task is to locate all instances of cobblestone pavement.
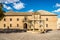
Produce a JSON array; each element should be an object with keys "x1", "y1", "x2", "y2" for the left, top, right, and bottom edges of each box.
[{"x1": 0, "y1": 30, "x2": 60, "y2": 40}]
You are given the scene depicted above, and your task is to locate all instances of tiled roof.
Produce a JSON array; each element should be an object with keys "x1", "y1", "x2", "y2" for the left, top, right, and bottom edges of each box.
[
  {"x1": 37, "y1": 10, "x2": 57, "y2": 16},
  {"x1": 4, "y1": 10, "x2": 57, "y2": 16},
  {"x1": 4, "y1": 11, "x2": 33, "y2": 16}
]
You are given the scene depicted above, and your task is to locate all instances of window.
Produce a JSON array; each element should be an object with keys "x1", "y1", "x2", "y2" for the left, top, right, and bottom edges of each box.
[
  {"x1": 46, "y1": 24, "x2": 48, "y2": 27},
  {"x1": 17, "y1": 24, "x2": 19, "y2": 27},
  {"x1": 4, "y1": 24, "x2": 6, "y2": 27},
  {"x1": 17, "y1": 18, "x2": 19, "y2": 21},
  {"x1": 4, "y1": 18, "x2": 6, "y2": 21},
  {"x1": 10, "y1": 18, "x2": 12, "y2": 21},
  {"x1": 24, "y1": 17, "x2": 27, "y2": 21},
  {"x1": 10, "y1": 24, "x2": 12, "y2": 27},
  {"x1": 46, "y1": 18, "x2": 48, "y2": 21}
]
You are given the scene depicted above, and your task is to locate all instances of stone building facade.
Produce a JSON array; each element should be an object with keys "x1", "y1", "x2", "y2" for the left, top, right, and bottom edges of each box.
[
  {"x1": 57, "y1": 18, "x2": 60, "y2": 29},
  {"x1": 0, "y1": 10, "x2": 57, "y2": 32}
]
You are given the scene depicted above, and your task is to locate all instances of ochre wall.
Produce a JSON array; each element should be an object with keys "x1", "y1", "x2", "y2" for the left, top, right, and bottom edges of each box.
[
  {"x1": 41, "y1": 16, "x2": 57, "y2": 30},
  {"x1": 0, "y1": 15, "x2": 57, "y2": 31},
  {"x1": 0, "y1": 16, "x2": 24, "y2": 29}
]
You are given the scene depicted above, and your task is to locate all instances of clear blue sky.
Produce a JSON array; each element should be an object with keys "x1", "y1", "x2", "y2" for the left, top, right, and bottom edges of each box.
[{"x1": 0, "y1": 0, "x2": 60, "y2": 17}]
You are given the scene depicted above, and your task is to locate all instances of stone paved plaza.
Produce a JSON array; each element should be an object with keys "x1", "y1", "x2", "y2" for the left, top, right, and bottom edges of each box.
[{"x1": 0, "y1": 30, "x2": 60, "y2": 40}]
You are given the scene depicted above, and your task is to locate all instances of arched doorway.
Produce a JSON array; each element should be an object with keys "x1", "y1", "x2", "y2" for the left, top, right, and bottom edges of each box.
[{"x1": 24, "y1": 23, "x2": 27, "y2": 31}]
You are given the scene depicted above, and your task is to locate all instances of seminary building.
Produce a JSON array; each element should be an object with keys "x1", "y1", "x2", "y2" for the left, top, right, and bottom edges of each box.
[{"x1": 0, "y1": 10, "x2": 57, "y2": 32}]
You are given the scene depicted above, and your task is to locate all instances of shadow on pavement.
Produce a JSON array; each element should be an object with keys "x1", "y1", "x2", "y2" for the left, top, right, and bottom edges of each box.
[{"x1": 0, "y1": 29, "x2": 27, "y2": 33}]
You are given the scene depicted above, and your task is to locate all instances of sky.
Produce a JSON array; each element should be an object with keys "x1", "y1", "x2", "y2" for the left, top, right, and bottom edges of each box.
[{"x1": 0, "y1": 0, "x2": 60, "y2": 18}]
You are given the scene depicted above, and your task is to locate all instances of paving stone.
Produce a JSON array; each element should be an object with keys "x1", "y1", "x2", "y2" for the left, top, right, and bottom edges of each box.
[{"x1": 0, "y1": 31, "x2": 60, "y2": 40}]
